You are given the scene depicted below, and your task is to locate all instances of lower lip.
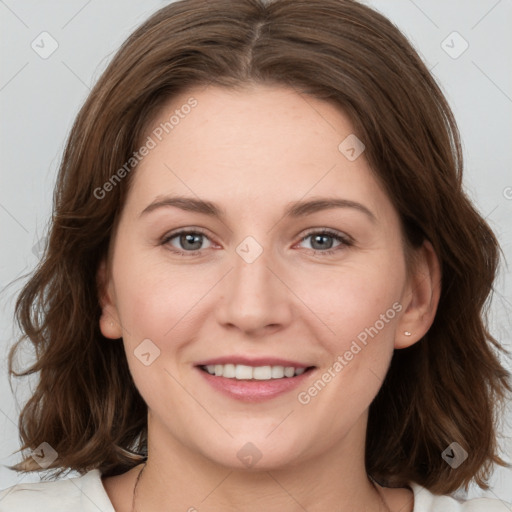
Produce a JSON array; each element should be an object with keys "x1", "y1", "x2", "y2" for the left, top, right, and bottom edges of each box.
[{"x1": 196, "y1": 367, "x2": 315, "y2": 402}]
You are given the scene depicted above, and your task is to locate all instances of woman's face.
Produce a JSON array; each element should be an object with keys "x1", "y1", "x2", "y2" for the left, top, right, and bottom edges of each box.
[{"x1": 100, "y1": 84, "x2": 426, "y2": 470}]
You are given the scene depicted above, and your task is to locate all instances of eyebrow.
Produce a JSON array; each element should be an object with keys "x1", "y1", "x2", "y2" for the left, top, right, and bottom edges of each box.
[{"x1": 140, "y1": 195, "x2": 377, "y2": 223}]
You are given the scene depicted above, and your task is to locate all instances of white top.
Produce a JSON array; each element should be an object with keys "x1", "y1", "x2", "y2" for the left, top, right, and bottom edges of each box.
[{"x1": 0, "y1": 469, "x2": 510, "y2": 511}]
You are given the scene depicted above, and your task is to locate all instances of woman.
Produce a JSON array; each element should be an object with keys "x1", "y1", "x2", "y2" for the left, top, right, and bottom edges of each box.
[{"x1": 1, "y1": 0, "x2": 510, "y2": 511}]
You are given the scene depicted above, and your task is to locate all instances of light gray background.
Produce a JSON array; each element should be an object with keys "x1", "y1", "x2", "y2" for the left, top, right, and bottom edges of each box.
[{"x1": 1, "y1": 0, "x2": 511, "y2": 504}]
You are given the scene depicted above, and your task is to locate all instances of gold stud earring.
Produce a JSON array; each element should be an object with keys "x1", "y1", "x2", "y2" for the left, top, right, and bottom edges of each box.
[{"x1": 404, "y1": 331, "x2": 412, "y2": 336}]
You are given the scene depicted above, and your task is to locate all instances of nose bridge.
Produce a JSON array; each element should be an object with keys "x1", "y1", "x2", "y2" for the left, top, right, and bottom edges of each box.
[{"x1": 215, "y1": 236, "x2": 292, "y2": 333}]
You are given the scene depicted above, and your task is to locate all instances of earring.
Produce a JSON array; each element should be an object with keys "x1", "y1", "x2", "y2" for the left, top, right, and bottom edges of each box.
[{"x1": 404, "y1": 331, "x2": 412, "y2": 336}]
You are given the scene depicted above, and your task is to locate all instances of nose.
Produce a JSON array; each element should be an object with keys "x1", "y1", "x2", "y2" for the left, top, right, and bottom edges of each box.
[{"x1": 215, "y1": 246, "x2": 293, "y2": 336}]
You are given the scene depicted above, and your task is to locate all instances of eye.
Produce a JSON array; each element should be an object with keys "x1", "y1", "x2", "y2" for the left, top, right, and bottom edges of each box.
[
  {"x1": 160, "y1": 227, "x2": 352, "y2": 257},
  {"x1": 161, "y1": 229, "x2": 213, "y2": 254},
  {"x1": 297, "y1": 229, "x2": 352, "y2": 255}
]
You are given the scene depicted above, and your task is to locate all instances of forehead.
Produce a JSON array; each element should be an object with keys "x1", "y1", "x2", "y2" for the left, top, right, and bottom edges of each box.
[
  {"x1": 146, "y1": 83, "x2": 353, "y2": 164},
  {"x1": 125, "y1": 84, "x2": 391, "y2": 222}
]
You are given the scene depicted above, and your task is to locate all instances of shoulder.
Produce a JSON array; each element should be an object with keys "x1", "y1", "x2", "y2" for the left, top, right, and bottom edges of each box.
[
  {"x1": 410, "y1": 482, "x2": 511, "y2": 511},
  {"x1": 0, "y1": 469, "x2": 115, "y2": 512}
]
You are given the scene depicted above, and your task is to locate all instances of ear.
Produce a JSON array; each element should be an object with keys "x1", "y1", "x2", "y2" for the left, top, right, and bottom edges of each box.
[
  {"x1": 395, "y1": 240, "x2": 441, "y2": 349},
  {"x1": 97, "y1": 258, "x2": 123, "y2": 339}
]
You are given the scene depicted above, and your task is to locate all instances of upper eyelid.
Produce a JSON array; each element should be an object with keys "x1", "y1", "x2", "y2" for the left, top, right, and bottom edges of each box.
[
  {"x1": 163, "y1": 226, "x2": 210, "y2": 238},
  {"x1": 299, "y1": 227, "x2": 351, "y2": 239}
]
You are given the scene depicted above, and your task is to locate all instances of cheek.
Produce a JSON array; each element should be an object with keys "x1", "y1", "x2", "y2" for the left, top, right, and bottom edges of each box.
[
  {"x1": 296, "y1": 264, "x2": 402, "y2": 418},
  {"x1": 297, "y1": 258, "x2": 404, "y2": 348},
  {"x1": 114, "y1": 271, "x2": 170, "y2": 338},
  {"x1": 111, "y1": 252, "x2": 198, "y2": 407},
  {"x1": 111, "y1": 249, "x2": 218, "y2": 352},
  {"x1": 109, "y1": 246, "x2": 174, "y2": 345}
]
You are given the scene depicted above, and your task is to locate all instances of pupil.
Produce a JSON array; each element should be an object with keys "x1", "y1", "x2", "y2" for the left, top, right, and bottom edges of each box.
[
  {"x1": 312, "y1": 234, "x2": 333, "y2": 250},
  {"x1": 181, "y1": 233, "x2": 202, "y2": 250}
]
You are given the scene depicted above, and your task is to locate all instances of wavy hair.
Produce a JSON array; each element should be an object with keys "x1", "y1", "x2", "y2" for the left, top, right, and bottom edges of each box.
[{"x1": 8, "y1": 0, "x2": 510, "y2": 493}]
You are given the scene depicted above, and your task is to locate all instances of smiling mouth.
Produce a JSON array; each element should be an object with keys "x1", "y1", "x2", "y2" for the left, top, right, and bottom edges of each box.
[{"x1": 198, "y1": 364, "x2": 316, "y2": 380}]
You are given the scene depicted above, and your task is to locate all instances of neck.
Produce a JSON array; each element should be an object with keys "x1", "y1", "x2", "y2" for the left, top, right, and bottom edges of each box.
[{"x1": 133, "y1": 414, "x2": 390, "y2": 512}]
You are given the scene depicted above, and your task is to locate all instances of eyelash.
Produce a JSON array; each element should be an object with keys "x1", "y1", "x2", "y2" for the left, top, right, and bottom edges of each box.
[{"x1": 160, "y1": 227, "x2": 353, "y2": 257}]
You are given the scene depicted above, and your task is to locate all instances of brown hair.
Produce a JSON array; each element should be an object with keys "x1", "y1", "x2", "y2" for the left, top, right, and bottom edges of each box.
[{"x1": 8, "y1": 0, "x2": 510, "y2": 494}]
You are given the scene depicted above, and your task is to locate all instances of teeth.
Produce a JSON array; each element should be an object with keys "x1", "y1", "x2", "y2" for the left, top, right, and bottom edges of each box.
[
  {"x1": 253, "y1": 366, "x2": 272, "y2": 380},
  {"x1": 271, "y1": 366, "x2": 284, "y2": 378},
  {"x1": 202, "y1": 364, "x2": 309, "y2": 380},
  {"x1": 235, "y1": 364, "x2": 253, "y2": 380}
]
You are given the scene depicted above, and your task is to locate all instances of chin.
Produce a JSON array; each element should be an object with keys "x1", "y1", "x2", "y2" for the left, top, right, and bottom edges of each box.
[{"x1": 193, "y1": 431, "x2": 308, "y2": 471}]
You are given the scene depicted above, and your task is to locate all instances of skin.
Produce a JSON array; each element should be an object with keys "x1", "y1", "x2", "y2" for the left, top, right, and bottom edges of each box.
[{"x1": 98, "y1": 84, "x2": 441, "y2": 512}]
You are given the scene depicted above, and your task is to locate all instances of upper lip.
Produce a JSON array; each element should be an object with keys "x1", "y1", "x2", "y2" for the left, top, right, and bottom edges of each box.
[{"x1": 195, "y1": 356, "x2": 314, "y2": 369}]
